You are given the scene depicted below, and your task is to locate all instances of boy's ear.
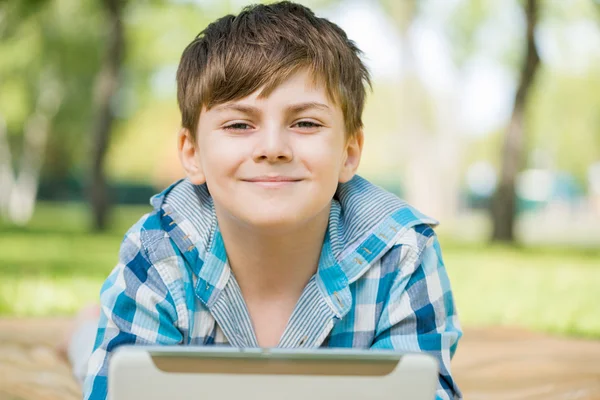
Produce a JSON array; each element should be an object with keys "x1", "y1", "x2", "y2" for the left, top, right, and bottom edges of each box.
[
  {"x1": 338, "y1": 130, "x2": 364, "y2": 183},
  {"x1": 177, "y1": 128, "x2": 206, "y2": 185}
]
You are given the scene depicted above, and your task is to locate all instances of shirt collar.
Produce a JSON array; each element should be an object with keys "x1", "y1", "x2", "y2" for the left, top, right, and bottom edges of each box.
[{"x1": 150, "y1": 175, "x2": 438, "y2": 314}]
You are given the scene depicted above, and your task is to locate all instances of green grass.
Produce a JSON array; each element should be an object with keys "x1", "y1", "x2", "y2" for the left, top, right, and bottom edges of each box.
[
  {"x1": 0, "y1": 202, "x2": 151, "y2": 316},
  {"x1": 1, "y1": 202, "x2": 599, "y2": 339},
  {"x1": 443, "y1": 241, "x2": 600, "y2": 339}
]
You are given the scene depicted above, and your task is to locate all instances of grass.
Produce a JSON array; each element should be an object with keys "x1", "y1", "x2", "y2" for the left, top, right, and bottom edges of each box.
[
  {"x1": 0, "y1": 202, "x2": 151, "y2": 316},
  {"x1": 443, "y1": 241, "x2": 600, "y2": 339},
  {"x1": 1, "y1": 202, "x2": 599, "y2": 338}
]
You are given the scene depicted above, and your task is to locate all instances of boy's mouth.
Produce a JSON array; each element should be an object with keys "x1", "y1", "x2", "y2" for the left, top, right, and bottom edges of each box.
[
  {"x1": 244, "y1": 176, "x2": 302, "y2": 182},
  {"x1": 242, "y1": 176, "x2": 303, "y2": 188}
]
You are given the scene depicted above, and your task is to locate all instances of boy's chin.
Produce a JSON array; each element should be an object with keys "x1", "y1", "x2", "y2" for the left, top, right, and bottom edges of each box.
[
  {"x1": 236, "y1": 208, "x2": 315, "y2": 235},
  {"x1": 242, "y1": 214, "x2": 304, "y2": 234}
]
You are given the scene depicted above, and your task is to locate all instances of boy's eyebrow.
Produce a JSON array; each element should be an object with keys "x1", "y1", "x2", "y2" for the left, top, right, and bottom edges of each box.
[
  {"x1": 286, "y1": 102, "x2": 331, "y2": 114},
  {"x1": 212, "y1": 103, "x2": 261, "y2": 117},
  {"x1": 212, "y1": 102, "x2": 330, "y2": 116}
]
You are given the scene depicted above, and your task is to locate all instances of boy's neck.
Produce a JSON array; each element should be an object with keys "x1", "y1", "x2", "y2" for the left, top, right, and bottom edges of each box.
[{"x1": 214, "y1": 203, "x2": 331, "y2": 301}]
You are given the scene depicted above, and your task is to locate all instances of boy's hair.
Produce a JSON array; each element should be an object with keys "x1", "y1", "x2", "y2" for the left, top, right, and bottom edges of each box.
[{"x1": 176, "y1": 1, "x2": 371, "y2": 140}]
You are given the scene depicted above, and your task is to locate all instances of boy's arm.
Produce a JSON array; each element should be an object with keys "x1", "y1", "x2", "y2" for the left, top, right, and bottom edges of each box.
[
  {"x1": 83, "y1": 228, "x2": 184, "y2": 400},
  {"x1": 371, "y1": 231, "x2": 462, "y2": 400}
]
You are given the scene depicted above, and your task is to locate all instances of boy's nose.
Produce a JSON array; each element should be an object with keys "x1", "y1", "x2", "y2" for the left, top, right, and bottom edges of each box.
[{"x1": 252, "y1": 126, "x2": 293, "y2": 163}]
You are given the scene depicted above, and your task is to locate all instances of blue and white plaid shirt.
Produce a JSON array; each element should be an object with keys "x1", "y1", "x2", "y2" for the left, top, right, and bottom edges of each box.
[{"x1": 83, "y1": 175, "x2": 462, "y2": 400}]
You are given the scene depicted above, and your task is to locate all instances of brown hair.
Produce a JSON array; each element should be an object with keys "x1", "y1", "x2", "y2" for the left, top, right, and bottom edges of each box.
[{"x1": 176, "y1": 1, "x2": 371, "y2": 140}]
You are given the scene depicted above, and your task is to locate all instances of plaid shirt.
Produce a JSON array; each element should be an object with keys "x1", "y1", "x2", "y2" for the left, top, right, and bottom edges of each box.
[{"x1": 83, "y1": 175, "x2": 462, "y2": 400}]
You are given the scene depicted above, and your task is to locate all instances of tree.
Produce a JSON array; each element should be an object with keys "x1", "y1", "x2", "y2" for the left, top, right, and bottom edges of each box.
[
  {"x1": 490, "y1": 0, "x2": 540, "y2": 242},
  {"x1": 0, "y1": 0, "x2": 104, "y2": 225},
  {"x1": 0, "y1": 0, "x2": 64, "y2": 225},
  {"x1": 88, "y1": 0, "x2": 127, "y2": 231}
]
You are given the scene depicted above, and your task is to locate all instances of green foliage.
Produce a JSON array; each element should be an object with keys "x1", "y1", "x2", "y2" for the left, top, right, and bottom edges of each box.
[
  {"x1": 444, "y1": 0, "x2": 600, "y2": 185},
  {"x1": 0, "y1": 0, "x2": 223, "y2": 183},
  {"x1": 0, "y1": 0, "x2": 104, "y2": 177},
  {"x1": 527, "y1": 68, "x2": 600, "y2": 184},
  {"x1": 445, "y1": 0, "x2": 523, "y2": 69}
]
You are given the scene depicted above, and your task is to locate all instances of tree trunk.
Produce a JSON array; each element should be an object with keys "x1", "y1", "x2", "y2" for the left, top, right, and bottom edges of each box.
[
  {"x1": 0, "y1": 75, "x2": 62, "y2": 225},
  {"x1": 89, "y1": 0, "x2": 125, "y2": 231},
  {"x1": 490, "y1": 0, "x2": 540, "y2": 243},
  {"x1": 8, "y1": 112, "x2": 52, "y2": 225}
]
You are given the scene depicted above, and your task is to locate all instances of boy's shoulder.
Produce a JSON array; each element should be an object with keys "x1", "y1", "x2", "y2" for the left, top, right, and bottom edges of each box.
[
  {"x1": 324, "y1": 176, "x2": 440, "y2": 282},
  {"x1": 334, "y1": 175, "x2": 438, "y2": 249},
  {"x1": 118, "y1": 178, "x2": 215, "y2": 267}
]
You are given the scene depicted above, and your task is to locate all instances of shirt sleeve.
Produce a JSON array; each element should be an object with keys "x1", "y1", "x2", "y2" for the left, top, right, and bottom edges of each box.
[
  {"x1": 371, "y1": 231, "x2": 462, "y2": 400},
  {"x1": 82, "y1": 227, "x2": 184, "y2": 400}
]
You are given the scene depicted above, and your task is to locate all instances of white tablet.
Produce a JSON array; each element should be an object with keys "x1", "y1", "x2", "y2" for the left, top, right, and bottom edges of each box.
[{"x1": 108, "y1": 346, "x2": 438, "y2": 400}]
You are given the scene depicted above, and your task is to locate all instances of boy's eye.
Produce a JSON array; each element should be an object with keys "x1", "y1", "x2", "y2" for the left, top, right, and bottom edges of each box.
[
  {"x1": 223, "y1": 122, "x2": 252, "y2": 131},
  {"x1": 293, "y1": 121, "x2": 322, "y2": 129}
]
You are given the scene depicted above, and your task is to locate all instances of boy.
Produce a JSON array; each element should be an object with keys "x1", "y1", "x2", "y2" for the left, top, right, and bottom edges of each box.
[{"x1": 82, "y1": 2, "x2": 462, "y2": 399}]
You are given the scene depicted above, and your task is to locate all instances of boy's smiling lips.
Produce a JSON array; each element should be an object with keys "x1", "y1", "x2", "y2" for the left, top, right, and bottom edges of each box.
[{"x1": 241, "y1": 175, "x2": 304, "y2": 188}]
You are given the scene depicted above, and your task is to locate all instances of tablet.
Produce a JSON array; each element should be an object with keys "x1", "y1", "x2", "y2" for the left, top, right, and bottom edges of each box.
[{"x1": 108, "y1": 346, "x2": 438, "y2": 400}]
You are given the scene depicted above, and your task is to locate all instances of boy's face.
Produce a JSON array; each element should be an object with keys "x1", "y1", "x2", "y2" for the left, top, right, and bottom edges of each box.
[{"x1": 178, "y1": 69, "x2": 363, "y2": 233}]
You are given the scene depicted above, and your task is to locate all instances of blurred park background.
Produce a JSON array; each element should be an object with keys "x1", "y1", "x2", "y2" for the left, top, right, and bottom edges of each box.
[{"x1": 1, "y1": 0, "x2": 599, "y2": 345}]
